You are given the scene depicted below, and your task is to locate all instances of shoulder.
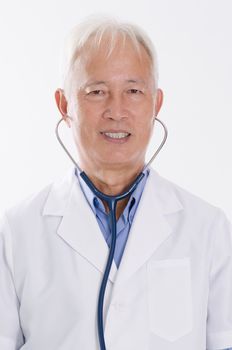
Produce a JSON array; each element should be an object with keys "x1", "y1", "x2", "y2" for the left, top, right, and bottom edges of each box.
[
  {"x1": 148, "y1": 169, "x2": 231, "y2": 257},
  {"x1": 1, "y1": 168, "x2": 75, "y2": 232},
  {"x1": 148, "y1": 168, "x2": 228, "y2": 224}
]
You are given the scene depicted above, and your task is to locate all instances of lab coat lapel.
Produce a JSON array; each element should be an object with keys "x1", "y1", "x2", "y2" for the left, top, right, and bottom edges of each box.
[
  {"x1": 42, "y1": 168, "x2": 117, "y2": 283},
  {"x1": 111, "y1": 168, "x2": 184, "y2": 294}
]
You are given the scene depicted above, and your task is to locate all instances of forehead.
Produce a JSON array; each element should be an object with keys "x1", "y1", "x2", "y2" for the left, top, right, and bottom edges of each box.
[{"x1": 73, "y1": 36, "x2": 153, "y2": 82}]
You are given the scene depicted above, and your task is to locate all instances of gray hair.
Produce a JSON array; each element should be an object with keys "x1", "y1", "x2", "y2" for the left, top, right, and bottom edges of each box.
[{"x1": 62, "y1": 15, "x2": 159, "y2": 100}]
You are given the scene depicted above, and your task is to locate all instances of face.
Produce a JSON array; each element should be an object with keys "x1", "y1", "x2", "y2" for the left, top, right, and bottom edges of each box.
[{"x1": 58, "y1": 38, "x2": 163, "y2": 175}]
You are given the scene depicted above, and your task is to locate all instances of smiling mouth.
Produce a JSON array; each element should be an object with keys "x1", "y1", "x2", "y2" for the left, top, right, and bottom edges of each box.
[{"x1": 101, "y1": 132, "x2": 131, "y2": 139}]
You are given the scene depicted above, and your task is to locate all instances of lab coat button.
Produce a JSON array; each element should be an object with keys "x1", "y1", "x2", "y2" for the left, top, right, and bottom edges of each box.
[{"x1": 112, "y1": 302, "x2": 126, "y2": 312}]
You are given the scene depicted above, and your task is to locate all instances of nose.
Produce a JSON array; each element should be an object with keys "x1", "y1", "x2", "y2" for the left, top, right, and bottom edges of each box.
[{"x1": 103, "y1": 93, "x2": 128, "y2": 121}]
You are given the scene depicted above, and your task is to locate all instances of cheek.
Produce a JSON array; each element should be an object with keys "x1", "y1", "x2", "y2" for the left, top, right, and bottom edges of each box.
[
  {"x1": 135, "y1": 114, "x2": 154, "y2": 133},
  {"x1": 73, "y1": 112, "x2": 100, "y2": 147},
  {"x1": 134, "y1": 117, "x2": 154, "y2": 148},
  {"x1": 132, "y1": 101, "x2": 155, "y2": 127}
]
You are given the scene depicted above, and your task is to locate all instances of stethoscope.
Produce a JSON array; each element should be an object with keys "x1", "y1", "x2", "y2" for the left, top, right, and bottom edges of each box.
[{"x1": 55, "y1": 115, "x2": 168, "y2": 350}]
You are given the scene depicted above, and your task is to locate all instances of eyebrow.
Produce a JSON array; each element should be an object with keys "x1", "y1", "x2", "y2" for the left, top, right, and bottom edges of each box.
[
  {"x1": 84, "y1": 79, "x2": 146, "y2": 88},
  {"x1": 85, "y1": 81, "x2": 106, "y2": 87},
  {"x1": 126, "y1": 79, "x2": 146, "y2": 84}
]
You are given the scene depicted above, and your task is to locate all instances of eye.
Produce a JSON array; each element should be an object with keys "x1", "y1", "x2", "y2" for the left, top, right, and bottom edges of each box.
[
  {"x1": 88, "y1": 90, "x2": 104, "y2": 95},
  {"x1": 128, "y1": 89, "x2": 142, "y2": 94}
]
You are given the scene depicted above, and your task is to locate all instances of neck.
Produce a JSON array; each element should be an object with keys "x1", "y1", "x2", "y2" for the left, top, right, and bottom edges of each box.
[{"x1": 80, "y1": 162, "x2": 144, "y2": 220}]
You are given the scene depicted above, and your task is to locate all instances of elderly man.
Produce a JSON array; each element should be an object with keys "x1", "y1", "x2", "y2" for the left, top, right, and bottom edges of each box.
[{"x1": 0, "y1": 16, "x2": 232, "y2": 350}]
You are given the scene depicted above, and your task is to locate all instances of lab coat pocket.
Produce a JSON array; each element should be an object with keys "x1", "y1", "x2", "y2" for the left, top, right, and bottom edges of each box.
[{"x1": 147, "y1": 258, "x2": 193, "y2": 342}]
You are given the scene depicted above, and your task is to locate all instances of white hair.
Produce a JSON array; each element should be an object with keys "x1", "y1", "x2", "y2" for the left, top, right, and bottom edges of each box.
[{"x1": 61, "y1": 15, "x2": 159, "y2": 100}]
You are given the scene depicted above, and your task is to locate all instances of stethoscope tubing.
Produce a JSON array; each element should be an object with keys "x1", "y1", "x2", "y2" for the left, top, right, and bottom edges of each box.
[
  {"x1": 55, "y1": 116, "x2": 168, "y2": 350},
  {"x1": 79, "y1": 171, "x2": 145, "y2": 350}
]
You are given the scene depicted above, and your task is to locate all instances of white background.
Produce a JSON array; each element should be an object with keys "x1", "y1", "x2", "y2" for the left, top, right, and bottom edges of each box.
[{"x1": 0, "y1": 0, "x2": 231, "y2": 220}]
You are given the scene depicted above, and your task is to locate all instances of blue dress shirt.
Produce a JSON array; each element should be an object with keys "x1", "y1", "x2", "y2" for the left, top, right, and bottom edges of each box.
[{"x1": 76, "y1": 168, "x2": 149, "y2": 268}]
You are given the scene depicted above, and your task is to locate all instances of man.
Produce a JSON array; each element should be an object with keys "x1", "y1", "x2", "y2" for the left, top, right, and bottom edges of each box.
[{"x1": 0, "y1": 16, "x2": 232, "y2": 350}]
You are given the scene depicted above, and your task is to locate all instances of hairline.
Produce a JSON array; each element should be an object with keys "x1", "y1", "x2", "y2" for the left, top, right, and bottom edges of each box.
[{"x1": 62, "y1": 17, "x2": 159, "y2": 101}]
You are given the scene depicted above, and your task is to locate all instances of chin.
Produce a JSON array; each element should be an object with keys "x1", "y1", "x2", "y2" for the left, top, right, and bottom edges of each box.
[{"x1": 97, "y1": 156, "x2": 142, "y2": 170}]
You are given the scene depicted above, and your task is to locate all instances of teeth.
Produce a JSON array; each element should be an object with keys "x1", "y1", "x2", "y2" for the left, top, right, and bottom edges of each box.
[{"x1": 104, "y1": 132, "x2": 129, "y2": 139}]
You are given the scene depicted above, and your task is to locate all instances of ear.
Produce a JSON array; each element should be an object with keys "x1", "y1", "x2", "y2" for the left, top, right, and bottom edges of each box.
[
  {"x1": 154, "y1": 88, "x2": 164, "y2": 116},
  {"x1": 54, "y1": 88, "x2": 71, "y2": 128}
]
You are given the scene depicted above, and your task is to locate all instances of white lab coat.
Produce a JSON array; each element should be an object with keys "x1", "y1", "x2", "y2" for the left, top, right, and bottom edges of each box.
[{"x1": 0, "y1": 167, "x2": 232, "y2": 350}]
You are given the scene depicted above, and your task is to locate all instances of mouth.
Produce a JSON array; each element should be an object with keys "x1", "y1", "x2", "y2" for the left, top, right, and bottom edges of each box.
[
  {"x1": 101, "y1": 131, "x2": 130, "y2": 139},
  {"x1": 100, "y1": 131, "x2": 131, "y2": 143}
]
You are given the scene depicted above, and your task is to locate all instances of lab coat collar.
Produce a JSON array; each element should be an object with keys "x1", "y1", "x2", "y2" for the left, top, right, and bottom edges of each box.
[
  {"x1": 111, "y1": 167, "x2": 184, "y2": 294},
  {"x1": 42, "y1": 167, "x2": 118, "y2": 283},
  {"x1": 42, "y1": 167, "x2": 183, "y2": 285}
]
